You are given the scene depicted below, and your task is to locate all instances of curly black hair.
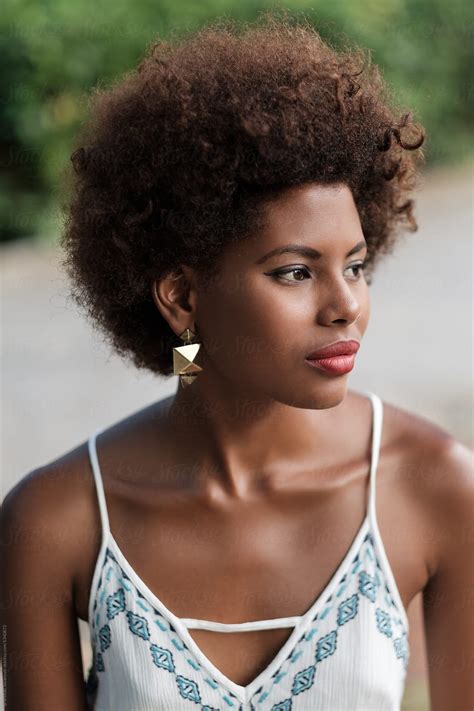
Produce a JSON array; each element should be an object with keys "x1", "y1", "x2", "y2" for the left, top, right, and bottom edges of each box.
[{"x1": 59, "y1": 9, "x2": 425, "y2": 377}]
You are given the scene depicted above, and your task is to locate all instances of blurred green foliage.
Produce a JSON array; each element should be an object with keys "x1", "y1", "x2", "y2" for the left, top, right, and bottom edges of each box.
[{"x1": 1, "y1": 0, "x2": 472, "y2": 243}]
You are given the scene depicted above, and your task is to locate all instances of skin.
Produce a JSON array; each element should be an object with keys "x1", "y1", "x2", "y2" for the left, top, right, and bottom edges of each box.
[{"x1": 1, "y1": 183, "x2": 473, "y2": 710}]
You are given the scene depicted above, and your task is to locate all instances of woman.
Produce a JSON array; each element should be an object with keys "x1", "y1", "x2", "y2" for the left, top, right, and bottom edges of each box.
[{"x1": 1, "y1": 11, "x2": 472, "y2": 711}]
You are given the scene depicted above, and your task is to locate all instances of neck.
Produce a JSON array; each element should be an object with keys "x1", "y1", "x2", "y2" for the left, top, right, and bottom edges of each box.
[{"x1": 164, "y1": 372, "x2": 348, "y2": 498}]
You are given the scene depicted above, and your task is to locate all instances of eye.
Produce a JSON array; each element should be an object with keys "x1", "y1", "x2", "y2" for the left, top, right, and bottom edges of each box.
[
  {"x1": 268, "y1": 261, "x2": 367, "y2": 284},
  {"x1": 269, "y1": 266, "x2": 311, "y2": 283},
  {"x1": 345, "y1": 261, "x2": 366, "y2": 280}
]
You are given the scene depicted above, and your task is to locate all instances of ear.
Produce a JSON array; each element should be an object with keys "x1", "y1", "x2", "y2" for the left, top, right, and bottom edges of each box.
[{"x1": 151, "y1": 265, "x2": 198, "y2": 337}]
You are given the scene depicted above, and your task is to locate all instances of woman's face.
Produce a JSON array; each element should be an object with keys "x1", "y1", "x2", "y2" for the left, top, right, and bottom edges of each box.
[{"x1": 188, "y1": 182, "x2": 370, "y2": 409}]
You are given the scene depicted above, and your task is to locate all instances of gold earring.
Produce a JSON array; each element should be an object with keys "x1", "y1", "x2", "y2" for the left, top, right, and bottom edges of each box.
[{"x1": 172, "y1": 327, "x2": 203, "y2": 388}]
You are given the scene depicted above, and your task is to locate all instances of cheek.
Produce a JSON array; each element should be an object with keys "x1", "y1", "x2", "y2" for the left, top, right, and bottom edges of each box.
[
  {"x1": 196, "y1": 276, "x2": 370, "y2": 377},
  {"x1": 359, "y1": 287, "x2": 371, "y2": 332},
  {"x1": 197, "y1": 277, "x2": 296, "y2": 368}
]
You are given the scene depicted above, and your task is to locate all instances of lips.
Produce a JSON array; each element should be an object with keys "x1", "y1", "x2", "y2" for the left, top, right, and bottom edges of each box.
[{"x1": 306, "y1": 340, "x2": 360, "y2": 359}]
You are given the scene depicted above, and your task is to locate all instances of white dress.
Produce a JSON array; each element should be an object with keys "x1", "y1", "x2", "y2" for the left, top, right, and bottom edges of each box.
[{"x1": 84, "y1": 391, "x2": 409, "y2": 710}]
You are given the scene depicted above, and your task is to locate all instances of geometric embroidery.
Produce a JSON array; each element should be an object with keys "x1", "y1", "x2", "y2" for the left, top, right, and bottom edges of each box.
[
  {"x1": 106, "y1": 587, "x2": 126, "y2": 620},
  {"x1": 337, "y1": 594, "x2": 359, "y2": 625},
  {"x1": 175, "y1": 675, "x2": 201, "y2": 703},
  {"x1": 272, "y1": 700, "x2": 292, "y2": 710},
  {"x1": 315, "y1": 630, "x2": 337, "y2": 662},
  {"x1": 375, "y1": 608, "x2": 392, "y2": 638},
  {"x1": 150, "y1": 644, "x2": 176, "y2": 673},
  {"x1": 126, "y1": 610, "x2": 150, "y2": 641},
  {"x1": 98, "y1": 624, "x2": 111, "y2": 652},
  {"x1": 96, "y1": 651, "x2": 105, "y2": 672},
  {"x1": 292, "y1": 665, "x2": 316, "y2": 695},
  {"x1": 359, "y1": 571, "x2": 379, "y2": 603},
  {"x1": 394, "y1": 634, "x2": 409, "y2": 667}
]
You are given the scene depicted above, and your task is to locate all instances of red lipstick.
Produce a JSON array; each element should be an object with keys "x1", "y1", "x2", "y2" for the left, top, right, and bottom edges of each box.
[{"x1": 305, "y1": 339, "x2": 360, "y2": 375}]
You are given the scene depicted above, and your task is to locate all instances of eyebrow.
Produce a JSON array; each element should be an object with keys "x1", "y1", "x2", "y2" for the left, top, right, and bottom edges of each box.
[{"x1": 255, "y1": 240, "x2": 368, "y2": 265}]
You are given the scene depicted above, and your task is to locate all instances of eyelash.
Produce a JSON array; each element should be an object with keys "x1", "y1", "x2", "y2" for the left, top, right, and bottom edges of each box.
[{"x1": 269, "y1": 261, "x2": 367, "y2": 283}]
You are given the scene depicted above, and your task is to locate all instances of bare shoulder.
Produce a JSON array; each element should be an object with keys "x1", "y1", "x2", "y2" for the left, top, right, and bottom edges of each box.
[
  {"x1": 380, "y1": 396, "x2": 473, "y2": 577},
  {"x1": 379, "y1": 400, "x2": 474, "y2": 707},
  {"x1": 1, "y1": 395, "x2": 175, "y2": 618},
  {"x1": 1, "y1": 439, "x2": 100, "y2": 598},
  {"x1": 0, "y1": 444, "x2": 102, "y2": 708},
  {"x1": 1, "y1": 394, "x2": 175, "y2": 547}
]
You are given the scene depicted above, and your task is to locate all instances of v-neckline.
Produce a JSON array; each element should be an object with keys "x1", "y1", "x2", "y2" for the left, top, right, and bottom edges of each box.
[
  {"x1": 103, "y1": 513, "x2": 371, "y2": 703},
  {"x1": 89, "y1": 391, "x2": 380, "y2": 703}
]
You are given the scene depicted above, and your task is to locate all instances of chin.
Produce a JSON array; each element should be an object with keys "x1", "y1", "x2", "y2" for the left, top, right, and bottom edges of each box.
[{"x1": 274, "y1": 378, "x2": 349, "y2": 410}]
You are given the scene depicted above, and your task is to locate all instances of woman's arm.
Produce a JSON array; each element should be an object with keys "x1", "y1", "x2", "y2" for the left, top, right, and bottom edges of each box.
[
  {"x1": 422, "y1": 439, "x2": 474, "y2": 711},
  {"x1": 1, "y1": 468, "x2": 89, "y2": 711}
]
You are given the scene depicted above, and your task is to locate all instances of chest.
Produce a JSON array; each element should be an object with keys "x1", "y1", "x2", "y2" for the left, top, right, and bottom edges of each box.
[
  {"x1": 76, "y1": 455, "x2": 428, "y2": 689},
  {"x1": 86, "y1": 533, "x2": 411, "y2": 710}
]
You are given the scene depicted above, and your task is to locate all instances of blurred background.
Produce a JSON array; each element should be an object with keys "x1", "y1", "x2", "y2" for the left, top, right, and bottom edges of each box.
[{"x1": 1, "y1": 1, "x2": 473, "y2": 710}]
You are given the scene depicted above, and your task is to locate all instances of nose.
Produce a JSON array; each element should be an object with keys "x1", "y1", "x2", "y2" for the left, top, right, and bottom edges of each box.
[{"x1": 316, "y1": 278, "x2": 361, "y2": 326}]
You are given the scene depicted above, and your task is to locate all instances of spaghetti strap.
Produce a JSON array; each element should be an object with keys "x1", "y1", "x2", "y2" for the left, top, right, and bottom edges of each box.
[
  {"x1": 365, "y1": 390, "x2": 383, "y2": 521},
  {"x1": 364, "y1": 390, "x2": 409, "y2": 630},
  {"x1": 88, "y1": 428, "x2": 111, "y2": 543}
]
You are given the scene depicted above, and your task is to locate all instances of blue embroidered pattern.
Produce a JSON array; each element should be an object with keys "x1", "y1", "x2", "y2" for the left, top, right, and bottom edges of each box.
[
  {"x1": 85, "y1": 529, "x2": 409, "y2": 710},
  {"x1": 86, "y1": 546, "x2": 243, "y2": 710},
  {"x1": 245, "y1": 535, "x2": 409, "y2": 710}
]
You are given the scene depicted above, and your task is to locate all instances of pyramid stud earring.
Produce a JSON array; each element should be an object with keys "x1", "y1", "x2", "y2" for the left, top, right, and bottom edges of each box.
[{"x1": 172, "y1": 326, "x2": 203, "y2": 388}]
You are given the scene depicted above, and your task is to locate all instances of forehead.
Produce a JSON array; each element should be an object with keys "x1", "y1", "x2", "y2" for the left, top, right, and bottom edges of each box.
[
  {"x1": 260, "y1": 182, "x2": 360, "y2": 235},
  {"x1": 229, "y1": 182, "x2": 364, "y2": 263}
]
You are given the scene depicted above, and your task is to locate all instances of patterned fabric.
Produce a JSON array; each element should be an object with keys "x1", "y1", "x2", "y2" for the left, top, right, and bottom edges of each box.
[{"x1": 84, "y1": 391, "x2": 410, "y2": 710}]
